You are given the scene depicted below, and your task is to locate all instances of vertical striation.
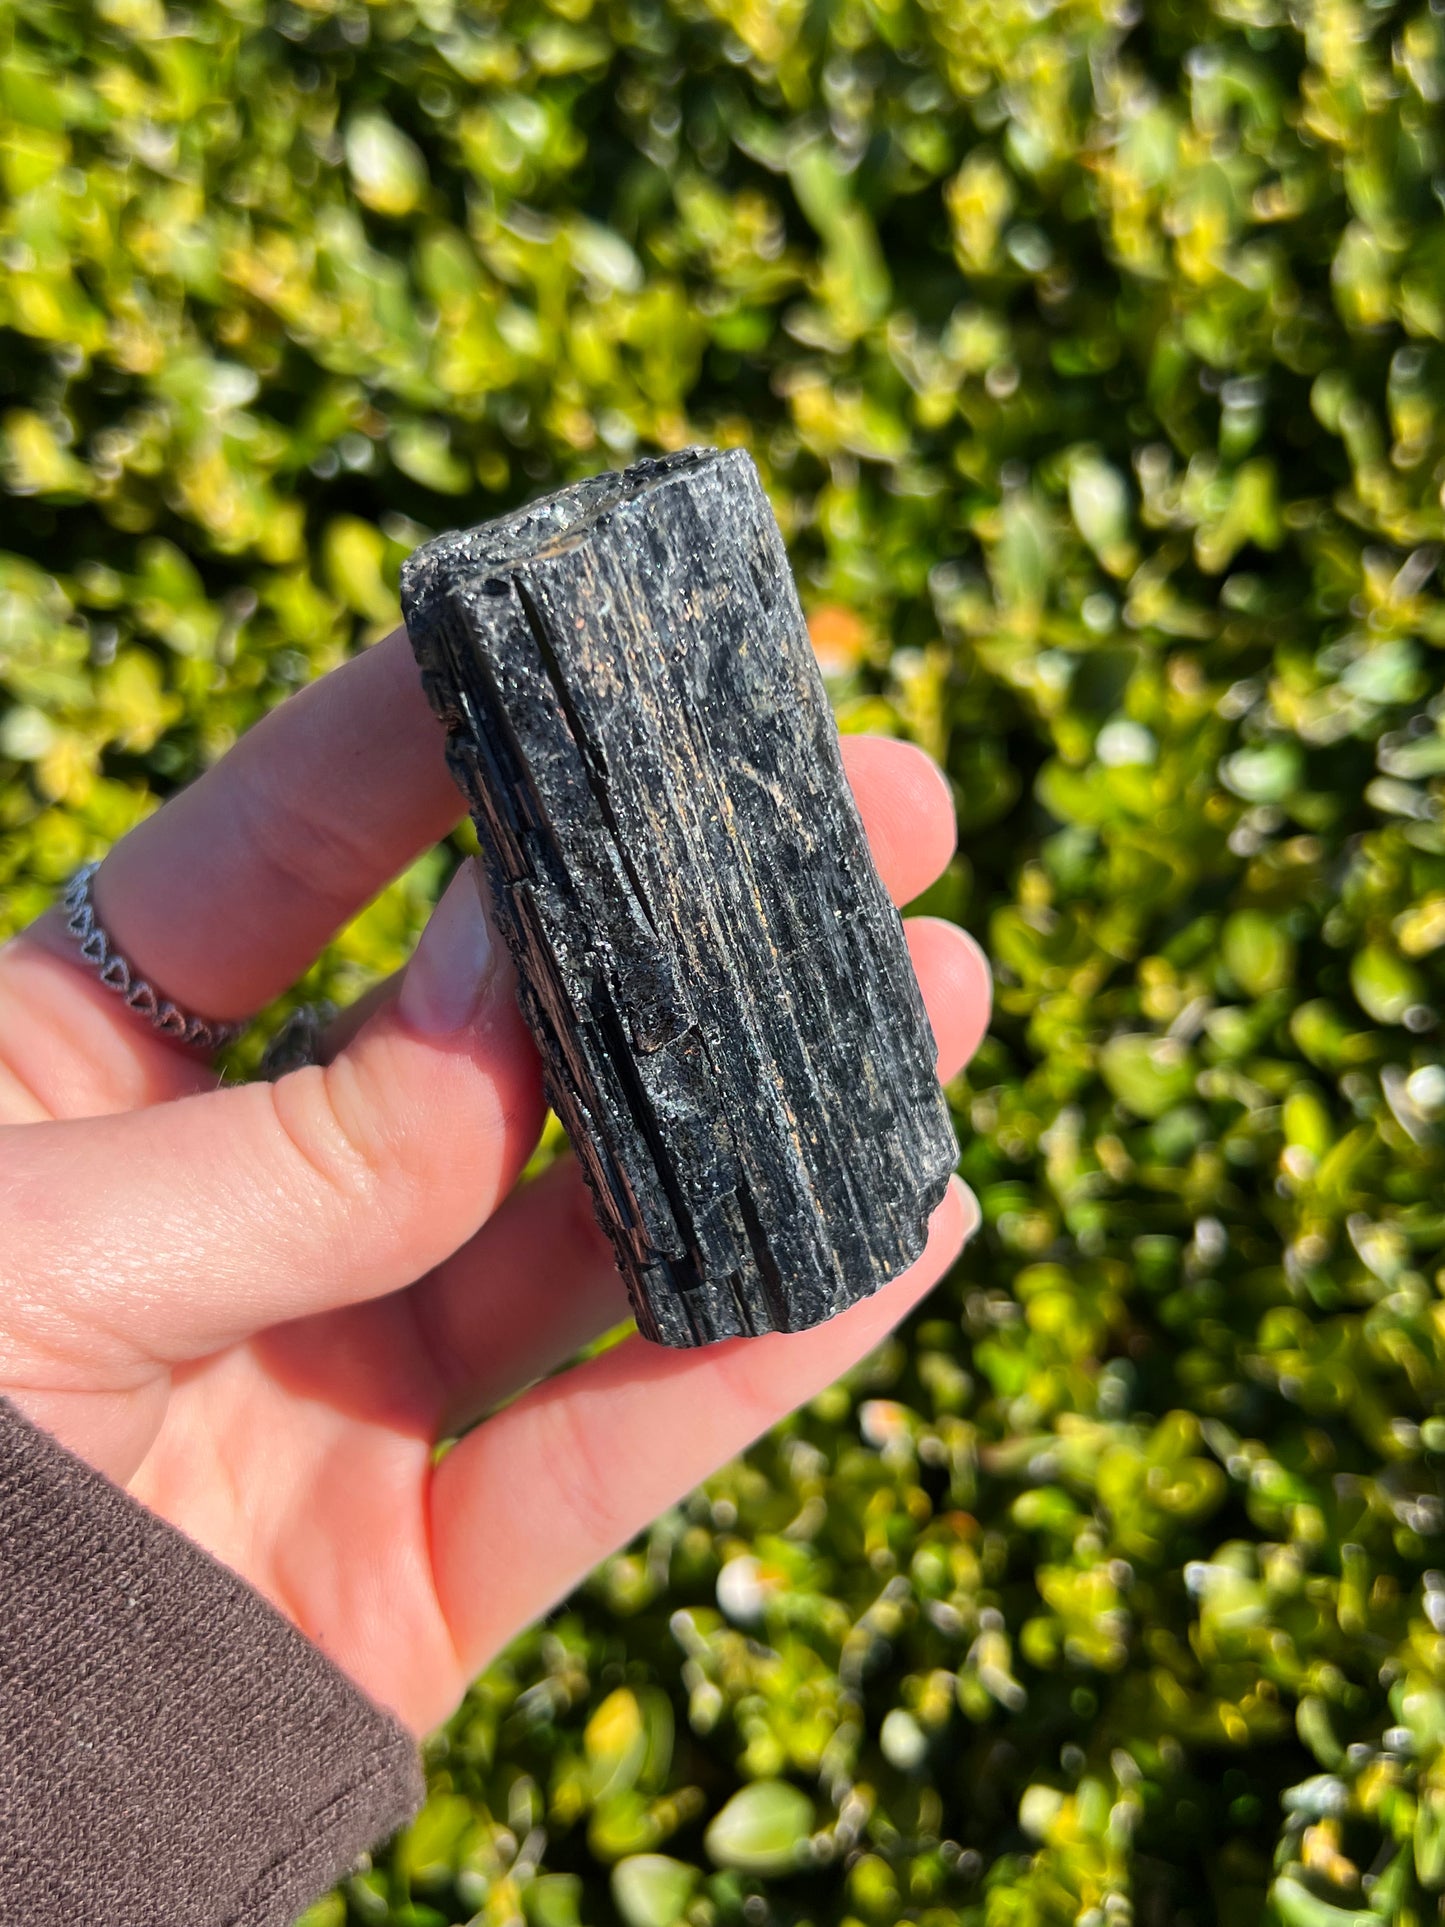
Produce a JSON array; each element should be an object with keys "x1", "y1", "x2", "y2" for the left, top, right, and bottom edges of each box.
[{"x1": 401, "y1": 446, "x2": 960, "y2": 1346}]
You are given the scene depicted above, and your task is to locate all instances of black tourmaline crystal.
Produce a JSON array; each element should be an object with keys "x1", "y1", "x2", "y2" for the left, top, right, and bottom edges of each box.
[{"x1": 401, "y1": 446, "x2": 959, "y2": 1347}]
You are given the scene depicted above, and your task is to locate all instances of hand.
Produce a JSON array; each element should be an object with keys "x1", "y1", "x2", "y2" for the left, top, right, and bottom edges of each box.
[{"x1": 0, "y1": 630, "x2": 991, "y2": 1735}]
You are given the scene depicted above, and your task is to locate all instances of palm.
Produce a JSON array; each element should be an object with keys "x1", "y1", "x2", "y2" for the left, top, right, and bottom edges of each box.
[
  {"x1": 0, "y1": 630, "x2": 988, "y2": 1737},
  {"x1": 135, "y1": 1301, "x2": 464, "y2": 1733}
]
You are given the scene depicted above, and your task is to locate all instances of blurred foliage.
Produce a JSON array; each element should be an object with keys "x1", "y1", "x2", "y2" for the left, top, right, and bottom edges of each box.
[{"x1": 3, "y1": 0, "x2": 1445, "y2": 1920}]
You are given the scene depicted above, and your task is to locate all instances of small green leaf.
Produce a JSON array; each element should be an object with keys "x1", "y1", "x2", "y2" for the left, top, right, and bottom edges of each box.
[
  {"x1": 346, "y1": 112, "x2": 428, "y2": 217},
  {"x1": 611, "y1": 1855, "x2": 699, "y2": 1927},
  {"x1": 1269, "y1": 1874, "x2": 1376, "y2": 1927},
  {"x1": 1099, "y1": 1034, "x2": 1195, "y2": 1119},
  {"x1": 704, "y1": 1782, "x2": 816, "y2": 1875},
  {"x1": 395, "y1": 1793, "x2": 473, "y2": 1884},
  {"x1": 1350, "y1": 942, "x2": 1423, "y2": 1025},
  {"x1": 1222, "y1": 908, "x2": 1294, "y2": 995},
  {"x1": 1068, "y1": 452, "x2": 1134, "y2": 575},
  {"x1": 390, "y1": 419, "x2": 473, "y2": 496},
  {"x1": 1220, "y1": 741, "x2": 1302, "y2": 804},
  {"x1": 524, "y1": 1875, "x2": 585, "y2": 1927}
]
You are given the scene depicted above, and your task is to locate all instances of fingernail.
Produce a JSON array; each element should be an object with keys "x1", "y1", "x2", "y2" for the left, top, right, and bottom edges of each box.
[
  {"x1": 950, "y1": 1173, "x2": 982, "y2": 1243},
  {"x1": 399, "y1": 859, "x2": 498, "y2": 1036}
]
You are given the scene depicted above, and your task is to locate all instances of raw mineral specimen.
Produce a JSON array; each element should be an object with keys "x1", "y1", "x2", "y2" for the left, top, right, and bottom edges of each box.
[{"x1": 401, "y1": 446, "x2": 959, "y2": 1346}]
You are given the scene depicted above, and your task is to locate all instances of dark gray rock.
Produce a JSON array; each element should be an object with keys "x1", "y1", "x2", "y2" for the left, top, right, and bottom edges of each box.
[{"x1": 401, "y1": 446, "x2": 959, "y2": 1346}]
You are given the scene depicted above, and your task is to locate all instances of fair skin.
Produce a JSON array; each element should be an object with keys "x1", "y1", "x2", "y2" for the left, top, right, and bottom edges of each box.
[{"x1": 0, "y1": 627, "x2": 991, "y2": 1736}]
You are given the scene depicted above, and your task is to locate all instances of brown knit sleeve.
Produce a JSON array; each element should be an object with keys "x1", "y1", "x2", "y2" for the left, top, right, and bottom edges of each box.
[{"x1": 0, "y1": 1398, "x2": 425, "y2": 1927}]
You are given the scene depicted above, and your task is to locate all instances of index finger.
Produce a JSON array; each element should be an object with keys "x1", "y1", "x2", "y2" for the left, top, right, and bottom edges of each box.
[
  {"x1": 2, "y1": 632, "x2": 959, "y2": 1106},
  {"x1": 38, "y1": 629, "x2": 464, "y2": 1023}
]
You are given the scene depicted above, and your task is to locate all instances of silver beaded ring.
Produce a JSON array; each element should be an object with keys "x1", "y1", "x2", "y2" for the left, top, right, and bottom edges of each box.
[{"x1": 61, "y1": 861, "x2": 250, "y2": 1053}]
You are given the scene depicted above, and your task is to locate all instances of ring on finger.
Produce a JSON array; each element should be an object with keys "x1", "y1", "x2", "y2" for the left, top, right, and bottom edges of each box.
[{"x1": 62, "y1": 862, "x2": 252, "y2": 1054}]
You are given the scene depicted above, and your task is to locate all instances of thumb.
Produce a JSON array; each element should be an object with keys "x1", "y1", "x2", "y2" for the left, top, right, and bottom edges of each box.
[{"x1": 0, "y1": 861, "x2": 546, "y2": 1377}]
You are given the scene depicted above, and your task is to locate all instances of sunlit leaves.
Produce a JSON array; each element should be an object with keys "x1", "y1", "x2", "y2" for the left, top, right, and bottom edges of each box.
[
  {"x1": 3, "y1": 0, "x2": 1445, "y2": 1921},
  {"x1": 704, "y1": 1782, "x2": 817, "y2": 1876}
]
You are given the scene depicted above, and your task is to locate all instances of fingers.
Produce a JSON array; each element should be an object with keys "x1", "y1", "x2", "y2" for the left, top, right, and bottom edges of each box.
[
  {"x1": 907, "y1": 917, "x2": 992, "y2": 1081},
  {"x1": 41, "y1": 629, "x2": 461, "y2": 1023},
  {"x1": 0, "y1": 710, "x2": 957, "y2": 1119},
  {"x1": 0, "y1": 628, "x2": 461, "y2": 1118},
  {"x1": 411, "y1": 1155, "x2": 631, "y2": 1432},
  {"x1": 428, "y1": 1175, "x2": 978, "y2": 1674},
  {"x1": 839, "y1": 735, "x2": 957, "y2": 907},
  {"x1": 409, "y1": 911, "x2": 992, "y2": 1434},
  {"x1": 0, "y1": 929, "x2": 225, "y2": 1122},
  {"x1": 0, "y1": 629, "x2": 457, "y2": 1118},
  {"x1": 0, "y1": 864, "x2": 546, "y2": 1376}
]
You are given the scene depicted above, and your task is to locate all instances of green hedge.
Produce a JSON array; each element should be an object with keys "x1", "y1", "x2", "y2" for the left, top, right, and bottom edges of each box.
[{"x1": 3, "y1": 0, "x2": 1445, "y2": 1921}]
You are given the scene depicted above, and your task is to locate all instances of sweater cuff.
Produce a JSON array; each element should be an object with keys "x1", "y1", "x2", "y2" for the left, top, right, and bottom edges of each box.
[{"x1": 0, "y1": 1398, "x2": 425, "y2": 1927}]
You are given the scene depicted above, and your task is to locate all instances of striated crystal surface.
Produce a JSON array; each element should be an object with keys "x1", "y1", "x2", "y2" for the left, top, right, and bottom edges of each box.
[{"x1": 402, "y1": 445, "x2": 959, "y2": 1346}]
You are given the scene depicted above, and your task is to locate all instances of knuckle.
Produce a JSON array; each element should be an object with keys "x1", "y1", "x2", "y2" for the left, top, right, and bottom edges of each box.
[
  {"x1": 263, "y1": 1063, "x2": 390, "y2": 1218},
  {"x1": 231, "y1": 744, "x2": 374, "y2": 923},
  {"x1": 262, "y1": 1047, "x2": 485, "y2": 1282}
]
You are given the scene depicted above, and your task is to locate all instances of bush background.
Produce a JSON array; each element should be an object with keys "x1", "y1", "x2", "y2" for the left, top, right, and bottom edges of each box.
[{"x1": 3, "y1": 0, "x2": 1445, "y2": 1920}]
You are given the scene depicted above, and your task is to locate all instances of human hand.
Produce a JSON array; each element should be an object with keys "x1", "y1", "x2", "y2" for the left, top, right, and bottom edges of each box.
[{"x1": 0, "y1": 629, "x2": 991, "y2": 1735}]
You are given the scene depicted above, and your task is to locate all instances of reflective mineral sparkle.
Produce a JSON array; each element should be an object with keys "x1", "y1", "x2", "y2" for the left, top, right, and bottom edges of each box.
[{"x1": 401, "y1": 446, "x2": 959, "y2": 1347}]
